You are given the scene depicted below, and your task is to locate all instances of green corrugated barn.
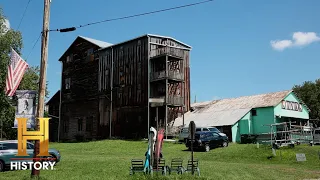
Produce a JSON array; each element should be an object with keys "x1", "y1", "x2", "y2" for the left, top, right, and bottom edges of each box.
[{"x1": 173, "y1": 90, "x2": 311, "y2": 143}]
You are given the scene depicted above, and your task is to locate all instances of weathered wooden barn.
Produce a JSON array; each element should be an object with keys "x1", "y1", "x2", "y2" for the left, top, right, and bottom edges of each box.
[
  {"x1": 98, "y1": 34, "x2": 191, "y2": 138},
  {"x1": 54, "y1": 34, "x2": 191, "y2": 141},
  {"x1": 58, "y1": 36, "x2": 113, "y2": 141}
]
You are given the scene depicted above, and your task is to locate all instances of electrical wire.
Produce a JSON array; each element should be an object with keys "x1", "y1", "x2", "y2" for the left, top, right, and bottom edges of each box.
[
  {"x1": 24, "y1": 0, "x2": 213, "y2": 60},
  {"x1": 17, "y1": 0, "x2": 32, "y2": 30},
  {"x1": 49, "y1": 0, "x2": 214, "y2": 32},
  {"x1": 25, "y1": 32, "x2": 42, "y2": 61}
]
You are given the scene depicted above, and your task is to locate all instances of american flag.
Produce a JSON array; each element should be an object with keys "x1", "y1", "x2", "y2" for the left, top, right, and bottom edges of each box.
[{"x1": 5, "y1": 48, "x2": 29, "y2": 96}]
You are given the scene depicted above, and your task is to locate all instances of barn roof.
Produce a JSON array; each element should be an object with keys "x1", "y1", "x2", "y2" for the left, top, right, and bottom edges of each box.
[
  {"x1": 98, "y1": 34, "x2": 192, "y2": 51},
  {"x1": 79, "y1": 36, "x2": 113, "y2": 48},
  {"x1": 58, "y1": 36, "x2": 113, "y2": 61},
  {"x1": 173, "y1": 90, "x2": 295, "y2": 127}
]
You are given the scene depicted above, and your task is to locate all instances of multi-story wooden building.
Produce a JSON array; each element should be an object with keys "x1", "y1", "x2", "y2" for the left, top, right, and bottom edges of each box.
[
  {"x1": 58, "y1": 36, "x2": 112, "y2": 141},
  {"x1": 98, "y1": 34, "x2": 191, "y2": 138},
  {"x1": 56, "y1": 34, "x2": 191, "y2": 141}
]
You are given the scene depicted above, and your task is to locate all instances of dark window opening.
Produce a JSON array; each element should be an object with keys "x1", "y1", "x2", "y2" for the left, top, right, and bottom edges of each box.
[
  {"x1": 78, "y1": 118, "x2": 83, "y2": 131},
  {"x1": 252, "y1": 109, "x2": 257, "y2": 116},
  {"x1": 86, "y1": 117, "x2": 93, "y2": 132},
  {"x1": 63, "y1": 119, "x2": 69, "y2": 133}
]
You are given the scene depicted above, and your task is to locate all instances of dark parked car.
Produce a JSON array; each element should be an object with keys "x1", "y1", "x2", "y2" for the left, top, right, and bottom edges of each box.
[{"x1": 185, "y1": 131, "x2": 229, "y2": 152}]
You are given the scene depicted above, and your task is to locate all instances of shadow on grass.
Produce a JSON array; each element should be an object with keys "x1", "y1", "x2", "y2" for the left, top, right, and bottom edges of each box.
[{"x1": 182, "y1": 149, "x2": 206, "y2": 152}]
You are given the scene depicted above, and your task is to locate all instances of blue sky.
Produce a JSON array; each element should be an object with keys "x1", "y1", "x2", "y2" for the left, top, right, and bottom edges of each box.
[{"x1": 2, "y1": 0, "x2": 320, "y2": 102}]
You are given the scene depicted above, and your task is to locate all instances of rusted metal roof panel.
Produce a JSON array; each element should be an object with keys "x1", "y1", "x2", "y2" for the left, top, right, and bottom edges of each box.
[
  {"x1": 173, "y1": 90, "x2": 293, "y2": 127},
  {"x1": 199, "y1": 90, "x2": 292, "y2": 112},
  {"x1": 174, "y1": 108, "x2": 251, "y2": 127}
]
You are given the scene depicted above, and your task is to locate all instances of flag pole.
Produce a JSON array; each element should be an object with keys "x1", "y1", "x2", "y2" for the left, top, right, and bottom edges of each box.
[{"x1": 31, "y1": 0, "x2": 51, "y2": 178}]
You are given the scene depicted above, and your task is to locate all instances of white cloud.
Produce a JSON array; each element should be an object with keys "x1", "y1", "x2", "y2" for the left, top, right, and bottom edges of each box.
[
  {"x1": 292, "y1": 32, "x2": 320, "y2": 46},
  {"x1": 270, "y1": 32, "x2": 320, "y2": 51},
  {"x1": 270, "y1": 40, "x2": 293, "y2": 51}
]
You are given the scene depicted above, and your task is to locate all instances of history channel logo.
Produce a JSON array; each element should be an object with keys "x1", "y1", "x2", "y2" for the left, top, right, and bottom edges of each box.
[{"x1": 10, "y1": 117, "x2": 55, "y2": 170}]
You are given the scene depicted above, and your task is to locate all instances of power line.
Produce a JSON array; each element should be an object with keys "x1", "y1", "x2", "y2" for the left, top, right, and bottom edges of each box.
[
  {"x1": 24, "y1": 0, "x2": 212, "y2": 60},
  {"x1": 25, "y1": 32, "x2": 42, "y2": 61},
  {"x1": 49, "y1": 0, "x2": 214, "y2": 32},
  {"x1": 17, "y1": 0, "x2": 32, "y2": 30}
]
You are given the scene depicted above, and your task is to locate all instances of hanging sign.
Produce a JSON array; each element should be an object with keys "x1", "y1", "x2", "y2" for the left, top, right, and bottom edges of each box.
[
  {"x1": 281, "y1": 100, "x2": 303, "y2": 112},
  {"x1": 13, "y1": 90, "x2": 37, "y2": 129}
]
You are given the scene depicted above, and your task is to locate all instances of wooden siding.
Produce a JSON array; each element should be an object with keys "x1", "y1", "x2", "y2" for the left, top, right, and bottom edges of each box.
[
  {"x1": 98, "y1": 36, "x2": 149, "y2": 137},
  {"x1": 59, "y1": 37, "x2": 102, "y2": 141},
  {"x1": 99, "y1": 37, "x2": 149, "y2": 107},
  {"x1": 62, "y1": 38, "x2": 100, "y2": 102},
  {"x1": 60, "y1": 100, "x2": 99, "y2": 140},
  {"x1": 59, "y1": 34, "x2": 191, "y2": 139}
]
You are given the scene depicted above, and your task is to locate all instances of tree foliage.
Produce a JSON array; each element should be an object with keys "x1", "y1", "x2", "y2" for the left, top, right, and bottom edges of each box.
[
  {"x1": 0, "y1": 8, "x2": 49, "y2": 139},
  {"x1": 293, "y1": 79, "x2": 320, "y2": 126},
  {"x1": 0, "y1": 8, "x2": 23, "y2": 139},
  {"x1": 19, "y1": 66, "x2": 49, "y2": 98}
]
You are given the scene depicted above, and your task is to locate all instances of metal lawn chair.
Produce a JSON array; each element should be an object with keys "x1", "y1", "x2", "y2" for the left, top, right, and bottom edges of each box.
[
  {"x1": 129, "y1": 159, "x2": 145, "y2": 175},
  {"x1": 184, "y1": 159, "x2": 200, "y2": 176},
  {"x1": 152, "y1": 158, "x2": 168, "y2": 175},
  {"x1": 168, "y1": 158, "x2": 185, "y2": 174}
]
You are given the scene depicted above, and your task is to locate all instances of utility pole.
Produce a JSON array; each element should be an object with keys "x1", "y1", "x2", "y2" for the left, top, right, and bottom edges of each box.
[{"x1": 31, "y1": 0, "x2": 50, "y2": 178}]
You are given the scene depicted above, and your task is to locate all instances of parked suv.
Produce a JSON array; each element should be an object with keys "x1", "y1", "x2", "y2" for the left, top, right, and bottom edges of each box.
[
  {"x1": 178, "y1": 126, "x2": 225, "y2": 143},
  {"x1": 185, "y1": 131, "x2": 229, "y2": 152}
]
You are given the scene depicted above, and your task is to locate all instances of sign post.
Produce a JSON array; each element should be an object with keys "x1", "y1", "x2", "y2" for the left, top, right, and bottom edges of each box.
[{"x1": 189, "y1": 121, "x2": 196, "y2": 175}]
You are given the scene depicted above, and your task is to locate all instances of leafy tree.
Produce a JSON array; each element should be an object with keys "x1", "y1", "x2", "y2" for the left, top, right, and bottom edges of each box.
[
  {"x1": 0, "y1": 8, "x2": 49, "y2": 139},
  {"x1": 19, "y1": 66, "x2": 50, "y2": 99},
  {"x1": 0, "y1": 8, "x2": 23, "y2": 139},
  {"x1": 293, "y1": 79, "x2": 320, "y2": 127}
]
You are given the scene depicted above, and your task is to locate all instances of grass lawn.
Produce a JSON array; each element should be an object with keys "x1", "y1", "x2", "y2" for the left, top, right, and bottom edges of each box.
[{"x1": 1, "y1": 140, "x2": 320, "y2": 180}]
